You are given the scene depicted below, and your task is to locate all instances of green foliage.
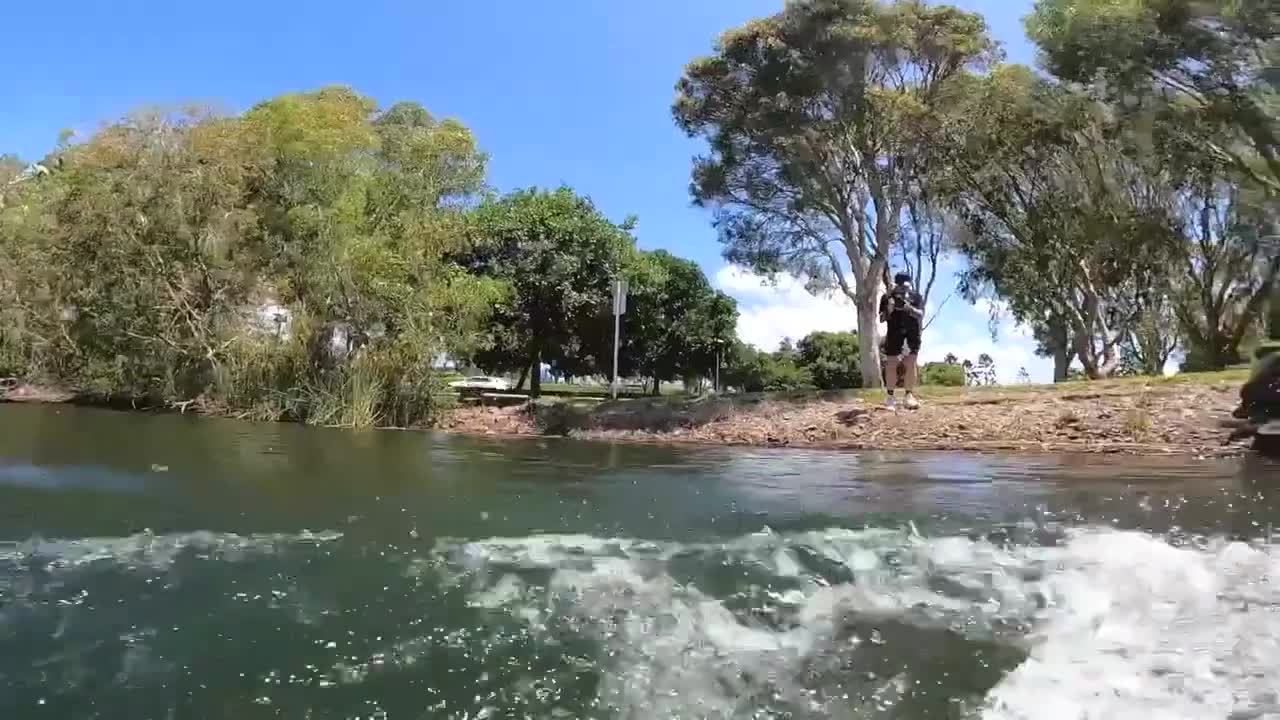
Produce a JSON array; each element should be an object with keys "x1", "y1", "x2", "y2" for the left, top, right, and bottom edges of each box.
[
  {"x1": 920, "y1": 362, "x2": 965, "y2": 387},
  {"x1": 764, "y1": 357, "x2": 815, "y2": 392},
  {"x1": 673, "y1": 0, "x2": 997, "y2": 388},
  {"x1": 620, "y1": 250, "x2": 737, "y2": 393},
  {"x1": 721, "y1": 344, "x2": 770, "y2": 393},
  {"x1": 721, "y1": 342, "x2": 814, "y2": 393},
  {"x1": 27, "y1": 108, "x2": 262, "y2": 399},
  {"x1": 946, "y1": 51, "x2": 1276, "y2": 379},
  {"x1": 455, "y1": 197, "x2": 739, "y2": 399},
  {"x1": 1022, "y1": 1, "x2": 1280, "y2": 373},
  {"x1": 945, "y1": 67, "x2": 1185, "y2": 379},
  {"x1": 1027, "y1": 0, "x2": 1279, "y2": 191},
  {"x1": 2, "y1": 86, "x2": 739, "y2": 418},
  {"x1": 1167, "y1": 175, "x2": 1279, "y2": 370},
  {"x1": 0, "y1": 87, "x2": 498, "y2": 427},
  {"x1": 459, "y1": 187, "x2": 636, "y2": 396},
  {"x1": 720, "y1": 333, "x2": 891, "y2": 393},
  {"x1": 0, "y1": 154, "x2": 24, "y2": 185},
  {"x1": 796, "y1": 331, "x2": 861, "y2": 390}
]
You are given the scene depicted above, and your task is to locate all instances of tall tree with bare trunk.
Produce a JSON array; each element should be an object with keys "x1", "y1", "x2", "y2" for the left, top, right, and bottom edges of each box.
[{"x1": 673, "y1": 0, "x2": 996, "y2": 387}]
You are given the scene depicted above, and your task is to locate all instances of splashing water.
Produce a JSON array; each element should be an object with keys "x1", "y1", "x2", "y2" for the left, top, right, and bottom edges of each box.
[
  {"x1": 428, "y1": 527, "x2": 1280, "y2": 719},
  {"x1": 2, "y1": 525, "x2": 1277, "y2": 719}
]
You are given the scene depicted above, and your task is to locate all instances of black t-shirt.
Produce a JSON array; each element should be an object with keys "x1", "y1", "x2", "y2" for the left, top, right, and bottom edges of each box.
[{"x1": 880, "y1": 287, "x2": 924, "y2": 331}]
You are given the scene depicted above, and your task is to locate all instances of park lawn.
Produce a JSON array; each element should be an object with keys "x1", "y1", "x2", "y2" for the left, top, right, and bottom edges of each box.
[
  {"x1": 851, "y1": 368, "x2": 1251, "y2": 405},
  {"x1": 535, "y1": 382, "x2": 686, "y2": 398},
  {"x1": 636, "y1": 368, "x2": 1251, "y2": 409},
  {"x1": 443, "y1": 369, "x2": 1251, "y2": 456}
]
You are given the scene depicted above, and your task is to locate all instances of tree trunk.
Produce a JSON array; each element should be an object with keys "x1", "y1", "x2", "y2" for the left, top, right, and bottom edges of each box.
[
  {"x1": 1074, "y1": 329, "x2": 1103, "y2": 380},
  {"x1": 1053, "y1": 347, "x2": 1075, "y2": 383},
  {"x1": 1069, "y1": 297, "x2": 1121, "y2": 380},
  {"x1": 1137, "y1": 327, "x2": 1173, "y2": 376},
  {"x1": 1143, "y1": 356, "x2": 1163, "y2": 377},
  {"x1": 856, "y1": 294, "x2": 883, "y2": 389},
  {"x1": 1208, "y1": 330, "x2": 1233, "y2": 369},
  {"x1": 528, "y1": 347, "x2": 542, "y2": 398},
  {"x1": 1096, "y1": 354, "x2": 1120, "y2": 379},
  {"x1": 1079, "y1": 341, "x2": 1120, "y2": 379}
]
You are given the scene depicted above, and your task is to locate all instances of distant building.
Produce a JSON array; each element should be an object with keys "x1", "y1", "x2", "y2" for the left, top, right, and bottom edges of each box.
[{"x1": 5, "y1": 163, "x2": 49, "y2": 186}]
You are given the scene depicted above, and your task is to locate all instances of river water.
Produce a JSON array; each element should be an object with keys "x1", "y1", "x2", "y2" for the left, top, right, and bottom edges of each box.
[{"x1": 1, "y1": 404, "x2": 1278, "y2": 719}]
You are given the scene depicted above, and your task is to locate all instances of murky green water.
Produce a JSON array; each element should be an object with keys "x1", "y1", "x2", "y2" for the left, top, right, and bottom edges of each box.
[{"x1": 1, "y1": 404, "x2": 1278, "y2": 719}]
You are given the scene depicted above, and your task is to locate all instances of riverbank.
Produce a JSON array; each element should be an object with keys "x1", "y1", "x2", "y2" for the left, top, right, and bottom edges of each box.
[
  {"x1": 440, "y1": 370, "x2": 1252, "y2": 456},
  {"x1": 3, "y1": 370, "x2": 1252, "y2": 455}
]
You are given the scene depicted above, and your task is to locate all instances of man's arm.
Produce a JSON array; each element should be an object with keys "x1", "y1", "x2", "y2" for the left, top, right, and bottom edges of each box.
[
  {"x1": 878, "y1": 294, "x2": 889, "y2": 323},
  {"x1": 904, "y1": 292, "x2": 925, "y2": 320}
]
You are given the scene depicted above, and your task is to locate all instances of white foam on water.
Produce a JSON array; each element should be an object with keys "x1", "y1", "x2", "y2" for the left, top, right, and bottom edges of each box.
[
  {"x1": 0, "y1": 529, "x2": 344, "y2": 573},
  {"x1": 429, "y1": 527, "x2": 1022, "y2": 718},
  {"x1": 430, "y1": 527, "x2": 1280, "y2": 719},
  {"x1": 11, "y1": 526, "x2": 1275, "y2": 718},
  {"x1": 984, "y1": 531, "x2": 1280, "y2": 720}
]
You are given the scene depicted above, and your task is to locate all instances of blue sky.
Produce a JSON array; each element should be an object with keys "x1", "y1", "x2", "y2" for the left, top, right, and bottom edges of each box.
[{"x1": 2, "y1": 0, "x2": 1048, "y2": 381}]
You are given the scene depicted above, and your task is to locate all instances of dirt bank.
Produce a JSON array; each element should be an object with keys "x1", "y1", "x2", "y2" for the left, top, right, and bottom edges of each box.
[
  {"x1": 440, "y1": 373, "x2": 1250, "y2": 456},
  {"x1": 4, "y1": 373, "x2": 1251, "y2": 456},
  {"x1": 0, "y1": 380, "x2": 76, "y2": 404}
]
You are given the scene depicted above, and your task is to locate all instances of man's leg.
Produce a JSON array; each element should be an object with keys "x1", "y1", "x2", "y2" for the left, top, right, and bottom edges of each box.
[
  {"x1": 903, "y1": 330, "x2": 922, "y2": 408},
  {"x1": 901, "y1": 353, "x2": 920, "y2": 408},
  {"x1": 884, "y1": 354, "x2": 901, "y2": 393},
  {"x1": 883, "y1": 329, "x2": 904, "y2": 408},
  {"x1": 903, "y1": 352, "x2": 918, "y2": 391}
]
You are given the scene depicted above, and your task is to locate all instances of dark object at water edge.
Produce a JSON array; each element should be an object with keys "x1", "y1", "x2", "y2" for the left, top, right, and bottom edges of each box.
[{"x1": 1230, "y1": 344, "x2": 1280, "y2": 457}]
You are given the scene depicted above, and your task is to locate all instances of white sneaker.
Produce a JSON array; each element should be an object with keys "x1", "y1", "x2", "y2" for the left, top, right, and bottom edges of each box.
[
  {"x1": 904, "y1": 393, "x2": 920, "y2": 410},
  {"x1": 885, "y1": 395, "x2": 897, "y2": 410}
]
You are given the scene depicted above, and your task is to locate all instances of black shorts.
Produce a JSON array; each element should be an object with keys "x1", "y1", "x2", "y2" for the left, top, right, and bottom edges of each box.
[{"x1": 884, "y1": 324, "x2": 921, "y2": 357}]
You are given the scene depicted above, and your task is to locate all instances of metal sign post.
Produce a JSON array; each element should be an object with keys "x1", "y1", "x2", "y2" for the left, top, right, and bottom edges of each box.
[{"x1": 611, "y1": 279, "x2": 628, "y2": 399}]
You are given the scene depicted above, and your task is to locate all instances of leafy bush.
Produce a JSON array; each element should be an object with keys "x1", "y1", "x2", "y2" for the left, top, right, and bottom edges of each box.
[
  {"x1": 722, "y1": 343, "x2": 813, "y2": 392},
  {"x1": 763, "y1": 358, "x2": 813, "y2": 391},
  {"x1": 797, "y1": 331, "x2": 861, "y2": 389},
  {"x1": 920, "y1": 362, "x2": 965, "y2": 387},
  {"x1": 0, "y1": 88, "x2": 497, "y2": 428}
]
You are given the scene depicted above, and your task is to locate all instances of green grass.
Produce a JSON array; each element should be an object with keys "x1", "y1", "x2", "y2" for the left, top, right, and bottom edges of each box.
[
  {"x1": 849, "y1": 368, "x2": 1248, "y2": 403},
  {"x1": 558, "y1": 369, "x2": 1249, "y2": 412},
  {"x1": 530, "y1": 381, "x2": 686, "y2": 399},
  {"x1": 513, "y1": 368, "x2": 1252, "y2": 440},
  {"x1": 473, "y1": 370, "x2": 1251, "y2": 421},
  {"x1": 446, "y1": 378, "x2": 686, "y2": 401}
]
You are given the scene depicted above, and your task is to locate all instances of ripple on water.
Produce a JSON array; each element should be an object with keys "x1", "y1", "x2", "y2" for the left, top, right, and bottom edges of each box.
[
  {"x1": 0, "y1": 529, "x2": 349, "y2": 715},
  {"x1": 0, "y1": 529, "x2": 344, "y2": 570},
  {"x1": 2, "y1": 525, "x2": 1278, "y2": 719},
  {"x1": 422, "y1": 526, "x2": 1280, "y2": 719}
]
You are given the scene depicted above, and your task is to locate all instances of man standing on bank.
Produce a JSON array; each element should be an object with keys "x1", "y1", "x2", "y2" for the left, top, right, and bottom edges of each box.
[{"x1": 879, "y1": 272, "x2": 924, "y2": 410}]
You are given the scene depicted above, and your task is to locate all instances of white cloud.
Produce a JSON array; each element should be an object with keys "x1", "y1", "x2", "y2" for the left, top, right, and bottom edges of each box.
[
  {"x1": 972, "y1": 297, "x2": 1035, "y2": 340},
  {"x1": 947, "y1": 297, "x2": 1051, "y2": 382},
  {"x1": 713, "y1": 266, "x2": 859, "y2": 351},
  {"x1": 714, "y1": 264, "x2": 1054, "y2": 384},
  {"x1": 927, "y1": 335, "x2": 1048, "y2": 384}
]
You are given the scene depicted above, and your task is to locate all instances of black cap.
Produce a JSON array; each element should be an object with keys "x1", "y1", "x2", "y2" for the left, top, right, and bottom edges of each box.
[{"x1": 893, "y1": 272, "x2": 912, "y2": 285}]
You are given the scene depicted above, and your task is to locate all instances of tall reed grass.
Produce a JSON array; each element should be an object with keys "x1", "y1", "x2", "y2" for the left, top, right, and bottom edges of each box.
[{"x1": 211, "y1": 326, "x2": 453, "y2": 429}]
